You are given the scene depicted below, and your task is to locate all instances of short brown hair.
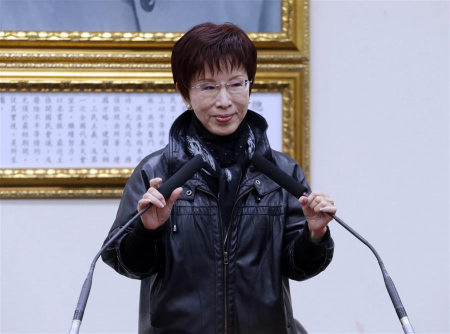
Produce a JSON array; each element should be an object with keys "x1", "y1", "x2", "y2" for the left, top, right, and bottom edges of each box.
[{"x1": 171, "y1": 22, "x2": 257, "y2": 101}]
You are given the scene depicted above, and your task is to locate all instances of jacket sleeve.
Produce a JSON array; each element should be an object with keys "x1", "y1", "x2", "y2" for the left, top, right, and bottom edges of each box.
[
  {"x1": 279, "y1": 157, "x2": 335, "y2": 281},
  {"x1": 101, "y1": 158, "x2": 167, "y2": 280}
]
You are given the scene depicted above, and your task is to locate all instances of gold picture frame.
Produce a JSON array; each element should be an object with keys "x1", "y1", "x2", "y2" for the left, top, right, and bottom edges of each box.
[
  {"x1": 0, "y1": 0, "x2": 310, "y2": 198},
  {"x1": 0, "y1": 0, "x2": 309, "y2": 69},
  {"x1": 0, "y1": 67, "x2": 309, "y2": 199},
  {"x1": 0, "y1": 0, "x2": 309, "y2": 61}
]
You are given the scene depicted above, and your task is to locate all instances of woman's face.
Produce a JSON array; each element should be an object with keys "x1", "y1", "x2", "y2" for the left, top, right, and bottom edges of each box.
[{"x1": 183, "y1": 66, "x2": 250, "y2": 136}]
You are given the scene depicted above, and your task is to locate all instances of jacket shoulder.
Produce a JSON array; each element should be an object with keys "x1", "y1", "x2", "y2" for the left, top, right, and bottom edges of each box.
[
  {"x1": 270, "y1": 150, "x2": 309, "y2": 186},
  {"x1": 271, "y1": 149, "x2": 302, "y2": 170},
  {"x1": 132, "y1": 146, "x2": 169, "y2": 180}
]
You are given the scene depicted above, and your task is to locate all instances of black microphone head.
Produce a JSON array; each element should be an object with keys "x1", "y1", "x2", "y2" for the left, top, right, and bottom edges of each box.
[
  {"x1": 252, "y1": 153, "x2": 268, "y2": 173},
  {"x1": 252, "y1": 153, "x2": 307, "y2": 199},
  {"x1": 158, "y1": 155, "x2": 204, "y2": 198}
]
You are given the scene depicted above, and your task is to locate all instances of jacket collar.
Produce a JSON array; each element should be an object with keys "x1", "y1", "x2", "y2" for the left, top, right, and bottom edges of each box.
[{"x1": 166, "y1": 109, "x2": 281, "y2": 196}]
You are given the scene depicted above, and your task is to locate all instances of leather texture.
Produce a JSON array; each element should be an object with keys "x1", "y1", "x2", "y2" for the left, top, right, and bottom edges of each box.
[{"x1": 102, "y1": 110, "x2": 334, "y2": 334}]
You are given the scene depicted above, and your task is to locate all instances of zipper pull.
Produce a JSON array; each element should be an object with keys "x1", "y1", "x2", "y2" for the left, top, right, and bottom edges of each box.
[
  {"x1": 223, "y1": 251, "x2": 229, "y2": 265},
  {"x1": 173, "y1": 223, "x2": 177, "y2": 232}
]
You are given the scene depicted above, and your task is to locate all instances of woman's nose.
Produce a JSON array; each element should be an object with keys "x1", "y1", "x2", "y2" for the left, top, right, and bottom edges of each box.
[{"x1": 215, "y1": 86, "x2": 232, "y2": 108}]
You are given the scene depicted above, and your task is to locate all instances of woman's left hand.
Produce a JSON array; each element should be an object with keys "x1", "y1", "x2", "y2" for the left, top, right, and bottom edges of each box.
[{"x1": 299, "y1": 191, "x2": 337, "y2": 243}]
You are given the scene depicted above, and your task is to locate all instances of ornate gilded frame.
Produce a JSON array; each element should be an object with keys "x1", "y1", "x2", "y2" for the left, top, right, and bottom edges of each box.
[
  {"x1": 0, "y1": 68, "x2": 308, "y2": 198},
  {"x1": 0, "y1": 0, "x2": 308, "y2": 57},
  {"x1": 0, "y1": 0, "x2": 310, "y2": 198}
]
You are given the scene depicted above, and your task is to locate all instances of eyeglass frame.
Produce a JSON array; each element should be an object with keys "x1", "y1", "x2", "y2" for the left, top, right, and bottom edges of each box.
[{"x1": 190, "y1": 79, "x2": 252, "y2": 95}]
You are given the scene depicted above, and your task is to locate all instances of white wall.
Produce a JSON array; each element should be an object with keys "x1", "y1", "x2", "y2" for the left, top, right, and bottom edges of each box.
[
  {"x1": 292, "y1": 1, "x2": 449, "y2": 333},
  {"x1": 1, "y1": 1, "x2": 448, "y2": 333}
]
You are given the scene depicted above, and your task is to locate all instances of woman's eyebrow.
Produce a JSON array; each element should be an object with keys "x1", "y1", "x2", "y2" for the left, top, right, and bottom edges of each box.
[
  {"x1": 196, "y1": 74, "x2": 246, "y2": 82},
  {"x1": 195, "y1": 78, "x2": 214, "y2": 82}
]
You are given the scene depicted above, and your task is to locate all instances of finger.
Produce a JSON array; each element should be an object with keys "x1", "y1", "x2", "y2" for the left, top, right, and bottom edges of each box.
[
  {"x1": 166, "y1": 187, "x2": 183, "y2": 210},
  {"x1": 149, "y1": 178, "x2": 163, "y2": 189},
  {"x1": 310, "y1": 192, "x2": 335, "y2": 209},
  {"x1": 306, "y1": 191, "x2": 324, "y2": 206},
  {"x1": 313, "y1": 201, "x2": 329, "y2": 214},
  {"x1": 137, "y1": 198, "x2": 153, "y2": 211},
  {"x1": 322, "y1": 193, "x2": 335, "y2": 206},
  {"x1": 148, "y1": 187, "x2": 166, "y2": 206},
  {"x1": 320, "y1": 206, "x2": 337, "y2": 214},
  {"x1": 139, "y1": 192, "x2": 165, "y2": 210},
  {"x1": 314, "y1": 198, "x2": 335, "y2": 209},
  {"x1": 309, "y1": 195, "x2": 325, "y2": 210},
  {"x1": 138, "y1": 196, "x2": 164, "y2": 210},
  {"x1": 299, "y1": 195, "x2": 308, "y2": 206},
  {"x1": 311, "y1": 197, "x2": 335, "y2": 212},
  {"x1": 142, "y1": 192, "x2": 153, "y2": 199}
]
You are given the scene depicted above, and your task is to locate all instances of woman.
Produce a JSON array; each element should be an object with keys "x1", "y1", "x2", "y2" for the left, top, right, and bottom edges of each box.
[{"x1": 102, "y1": 22, "x2": 336, "y2": 334}]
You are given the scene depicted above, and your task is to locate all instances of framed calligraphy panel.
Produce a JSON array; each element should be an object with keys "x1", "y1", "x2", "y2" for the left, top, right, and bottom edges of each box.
[
  {"x1": 0, "y1": 69, "x2": 309, "y2": 198},
  {"x1": 0, "y1": 0, "x2": 310, "y2": 198}
]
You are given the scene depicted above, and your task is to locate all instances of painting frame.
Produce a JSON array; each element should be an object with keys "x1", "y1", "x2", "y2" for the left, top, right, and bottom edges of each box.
[
  {"x1": 0, "y1": 0, "x2": 308, "y2": 59},
  {"x1": 0, "y1": 66, "x2": 309, "y2": 198}
]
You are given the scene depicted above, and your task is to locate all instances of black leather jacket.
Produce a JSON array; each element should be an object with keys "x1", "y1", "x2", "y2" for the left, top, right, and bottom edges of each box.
[{"x1": 102, "y1": 110, "x2": 334, "y2": 334}]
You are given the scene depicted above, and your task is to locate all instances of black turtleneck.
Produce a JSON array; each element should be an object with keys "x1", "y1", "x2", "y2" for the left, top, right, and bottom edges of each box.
[
  {"x1": 189, "y1": 114, "x2": 251, "y2": 234},
  {"x1": 191, "y1": 114, "x2": 248, "y2": 168}
]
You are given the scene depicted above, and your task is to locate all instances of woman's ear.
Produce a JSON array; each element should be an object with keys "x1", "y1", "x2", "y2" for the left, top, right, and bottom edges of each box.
[{"x1": 176, "y1": 83, "x2": 192, "y2": 110}]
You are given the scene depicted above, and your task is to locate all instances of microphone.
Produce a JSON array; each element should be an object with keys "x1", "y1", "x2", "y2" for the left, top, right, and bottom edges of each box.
[
  {"x1": 252, "y1": 153, "x2": 307, "y2": 198},
  {"x1": 69, "y1": 155, "x2": 204, "y2": 334},
  {"x1": 157, "y1": 154, "x2": 204, "y2": 198},
  {"x1": 252, "y1": 153, "x2": 415, "y2": 334}
]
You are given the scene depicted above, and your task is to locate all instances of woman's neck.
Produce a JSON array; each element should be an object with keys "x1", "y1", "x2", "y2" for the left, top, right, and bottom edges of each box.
[
  {"x1": 191, "y1": 114, "x2": 246, "y2": 144},
  {"x1": 191, "y1": 114, "x2": 248, "y2": 167}
]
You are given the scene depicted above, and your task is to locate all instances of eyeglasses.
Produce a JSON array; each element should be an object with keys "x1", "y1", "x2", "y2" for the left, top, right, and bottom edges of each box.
[{"x1": 191, "y1": 79, "x2": 252, "y2": 96}]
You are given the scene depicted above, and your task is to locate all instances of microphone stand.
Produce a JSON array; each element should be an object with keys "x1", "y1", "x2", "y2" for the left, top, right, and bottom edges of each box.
[
  {"x1": 68, "y1": 154, "x2": 204, "y2": 333},
  {"x1": 252, "y1": 152, "x2": 415, "y2": 333},
  {"x1": 328, "y1": 213, "x2": 415, "y2": 334},
  {"x1": 68, "y1": 204, "x2": 152, "y2": 334}
]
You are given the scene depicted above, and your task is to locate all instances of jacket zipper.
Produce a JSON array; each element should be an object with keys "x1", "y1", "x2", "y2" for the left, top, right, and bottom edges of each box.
[
  {"x1": 222, "y1": 183, "x2": 254, "y2": 334},
  {"x1": 199, "y1": 182, "x2": 254, "y2": 334},
  {"x1": 197, "y1": 188, "x2": 227, "y2": 332}
]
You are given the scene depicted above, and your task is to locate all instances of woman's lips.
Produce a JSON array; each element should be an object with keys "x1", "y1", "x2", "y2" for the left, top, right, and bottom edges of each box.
[{"x1": 215, "y1": 114, "x2": 233, "y2": 123}]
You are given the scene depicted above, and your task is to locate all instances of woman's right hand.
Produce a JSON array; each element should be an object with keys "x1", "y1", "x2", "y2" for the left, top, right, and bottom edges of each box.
[{"x1": 137, "y1": 177, "x2": 183, "y2": 230}]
